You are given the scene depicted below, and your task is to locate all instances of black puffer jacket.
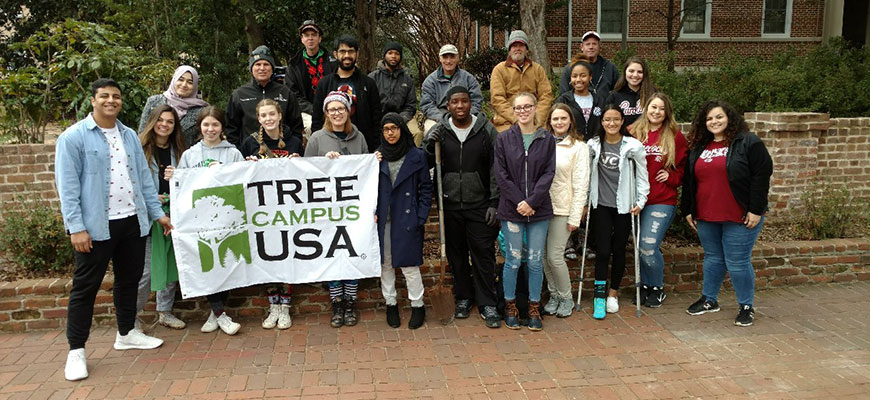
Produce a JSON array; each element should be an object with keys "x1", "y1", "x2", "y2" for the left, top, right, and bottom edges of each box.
[
  {"x1": 681, "y1": 132, "x2": 773, "y2": 217},
  {"x1": 225, "y1": 79, "x2": 304, "y2": 147},
  {"x1": 422, "y1": 113, "x2": 500, "y2": 211}
]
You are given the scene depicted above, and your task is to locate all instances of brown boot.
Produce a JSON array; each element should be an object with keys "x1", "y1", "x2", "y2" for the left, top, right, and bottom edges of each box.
[
  {"x1": 528, "y1": 301, "x2": 543, "y2": 331},
  {"x1": 504, "y1": 299, "x2": 520, "y2": 329}
]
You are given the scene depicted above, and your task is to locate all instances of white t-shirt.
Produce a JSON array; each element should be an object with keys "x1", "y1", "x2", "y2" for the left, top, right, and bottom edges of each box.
[
  {"x1": 449, "y1": 115, "x2": 478, "y2": 143},
  {"x1": 104, "y1": 126, "x2": 137, "y2": 220},
  {"x1": 573, "y1": 93, "x2": 594, "y2": 122}
]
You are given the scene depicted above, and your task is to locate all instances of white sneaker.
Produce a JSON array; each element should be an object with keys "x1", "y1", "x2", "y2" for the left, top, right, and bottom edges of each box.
[
  {"x1": 262, "y1": 304, "x2": 281, "y2": 329},
  {"x1": 64, "y1": 348, "x2": 88, "y2": 381},
  {"x1": 158, "y1": 312, "x2": 186, "y2": 329},
  {"x1": 606, "y1": 296, "x2": 619, "y2": 313},
  {"x1": 114, "y1": 328, "x2": 163, "y2": 350},
  {"x1": 216, "y1": 313, "x2": 241, "y2": 335},
  {"x1": 277, "y1": 304, "x2": 292, "y2": 330},
  {"x1": 201, "y1": 312, "x2": 218, "y2": 333}
]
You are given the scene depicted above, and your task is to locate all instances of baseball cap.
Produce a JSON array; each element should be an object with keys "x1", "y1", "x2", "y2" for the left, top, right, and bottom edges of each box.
[
  {"x1": 582, "y1": 31, "x2": 601, "y2": 41},
  {"x1": 299, "y1": 20, "x2": 322, "y2": 35},
  {"x1": 439, "y1": 44, "x2": 459, "y2": 56}
]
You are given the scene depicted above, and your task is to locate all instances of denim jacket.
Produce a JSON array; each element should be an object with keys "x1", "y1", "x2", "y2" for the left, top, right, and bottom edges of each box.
[
  {"x1": 55, "y1": 114, "x2": 165, "y2": 240},
  {"x1": 587, "y1": 135, "x2": 650, "y2": 214}
]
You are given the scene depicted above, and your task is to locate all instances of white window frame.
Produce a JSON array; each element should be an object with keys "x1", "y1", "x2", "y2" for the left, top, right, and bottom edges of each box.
[
  {"x1": 762, "y1": 0, "x2": 793, "y2": 38},
  {"x1": 597, "y1": 0, "x2": 630, "y2": 39},
  {"x1": 680, "y1": 0, "x2": 712, "y2": 39}
]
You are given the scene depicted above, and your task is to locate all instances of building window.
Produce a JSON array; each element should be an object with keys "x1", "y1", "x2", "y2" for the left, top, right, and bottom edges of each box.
[
  {"x1": 681, "y1": 0, "x2": 711, "y2": 37},
  {"x1": 598, "y1": 0, "x2": 627, "y2": 36},
  {"x1": 763, "y1": 0, "x2": 792, "y2": 36}
]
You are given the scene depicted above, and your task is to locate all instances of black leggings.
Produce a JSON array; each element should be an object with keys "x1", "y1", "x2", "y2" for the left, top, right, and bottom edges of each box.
[{"x1": 592, "y1": 206, "x2": 631, "y2": 291}]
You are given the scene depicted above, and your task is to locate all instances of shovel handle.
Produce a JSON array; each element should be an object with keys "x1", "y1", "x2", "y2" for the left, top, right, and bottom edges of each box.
[{"x1": 435, "y1": 142, "x2": 448, "y2": 284}]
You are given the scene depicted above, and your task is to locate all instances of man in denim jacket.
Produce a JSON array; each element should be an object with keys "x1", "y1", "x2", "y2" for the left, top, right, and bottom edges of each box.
[{"x1": 55, "y1": 78, "x2": 173, "y2": 381}]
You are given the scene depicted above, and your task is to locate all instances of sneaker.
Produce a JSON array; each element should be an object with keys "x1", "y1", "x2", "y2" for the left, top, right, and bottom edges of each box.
[
  {"x1": 606, "y1": 296, "x2": 619, "y2": 313},
  {"x1": 216, "y1": 313, "x2": 241, "y2": 335},
  {"x1": 646, "y1": 287, "x2": 666, "y2": 308},
  {"x1": 593, "y1": 297, "x2": 606, "y2": 320},
  {"x1": 64, "y1": 349, "x2": 88, "y2": 381},
  {"x1": 527, "y1": 302, "x2": 543, "y2": 332},
  {"x1": 201, "y1": 312, "x2": 219, "y2": 333},
  {"x1": 480, "y1": 306, "x2": 501, "y2": 328},
  {"x1": 542, "y1": 295, "x2": 560, "y2": 315},
  {"x1": 586, "y1": 250, "x2": 596, "y2": 260},
  {"x1": 114, "y1": 328, "x2": 163, "y2": 350},
  {"x1": 555, "y1": 294, "x2": 574, "y2": 318},
  {"x1": 632, "y1": 285, "x2": 650, "y2": 306},
  {"x1": 408, "y1": 306, "x2": 425, "y2": 329},
  {"x1": 564, "y1": 247, "x2": 577, "y2": 261},
  {"x1": 686, "y1": 296, "x2": 720, "y2": 315},
  {"x1": 158, "y1": 312, "x2": 186, "y2": 329},
  {"x1": 386, "y1": 304, "x2": 400, "y2": 328},
  {"x1": 504, "y1": 300, "x2": 520, "y2": 329},
  {"x1": 735, "y1": 305, "x2": 754, "y2": 327},
  {"x1": 262, "y1": 304, "x2": 281, "y2": 329},
  {"x1": 276, "y1": 304, "x2": 292, "y2": 330},
  {"x1": 455, "y1": 299, "x2": 472, "y2": 319}
]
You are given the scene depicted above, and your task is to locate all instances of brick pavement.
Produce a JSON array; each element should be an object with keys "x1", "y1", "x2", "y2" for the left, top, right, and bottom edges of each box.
[{"x1": 0, "y1": 282, "x2": 868, "y2": 399}]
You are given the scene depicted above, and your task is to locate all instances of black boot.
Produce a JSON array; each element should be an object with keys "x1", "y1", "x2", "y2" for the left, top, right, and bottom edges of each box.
[
  {"x1": 386, "y1": 305, "x2": 400, "y2": 328},
  {"x1": 330, "y1": 299, "x2": 344, "y2": 328},
  {"x1": 343, "y1": 297, "x2": 359, "y2": 326},
  {"x1": 408, "y1": 306, "x2": 425, "y2": 329}
]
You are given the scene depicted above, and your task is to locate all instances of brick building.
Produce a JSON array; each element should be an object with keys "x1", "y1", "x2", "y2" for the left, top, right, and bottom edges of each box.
[{"x1": 468, "y1": 0, "x2": 868, "y2": 69}]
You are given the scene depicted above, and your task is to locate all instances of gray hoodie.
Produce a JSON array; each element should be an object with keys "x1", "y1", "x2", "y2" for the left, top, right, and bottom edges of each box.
[
  {"x1": 177, "y1": 140, "x2": 244, "y2": 169},
  {"x1": 304, "y1": 124, "x2": 369, "y2": 157}
]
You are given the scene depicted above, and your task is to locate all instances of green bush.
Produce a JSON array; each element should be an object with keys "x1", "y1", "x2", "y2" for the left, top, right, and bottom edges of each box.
[
  {"x1": 463, "y1": 47, "x2": 508, "y2": 91},
  {"x1": 0, "y1": 200, "x2": 74, "y2": 273},
  {"x1": 791, "y1": 179, "x2": 869, "y2": 240},
  {"x1": 0, "y1": 19, "x2": 175, "y2": 143}
]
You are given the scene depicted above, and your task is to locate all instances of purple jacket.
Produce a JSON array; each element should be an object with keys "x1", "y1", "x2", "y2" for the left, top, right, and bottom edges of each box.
[{"x1": 494, "y1": 125, "x2": 556, "y2": 222}]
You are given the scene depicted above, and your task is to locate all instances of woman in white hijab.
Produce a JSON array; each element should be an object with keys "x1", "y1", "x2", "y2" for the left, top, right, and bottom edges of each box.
[{"x1": 139, "y1": 65, "x2": 209, "y2": 146}]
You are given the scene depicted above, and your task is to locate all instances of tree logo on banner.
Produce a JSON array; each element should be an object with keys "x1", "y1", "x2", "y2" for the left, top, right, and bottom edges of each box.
[{"x1": 190, "y1": 184, "x2": 252, "y2": 272}]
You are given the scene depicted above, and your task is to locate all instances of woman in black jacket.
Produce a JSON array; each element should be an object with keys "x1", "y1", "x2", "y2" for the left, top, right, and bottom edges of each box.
[{"x1": 681, "y1": 100, "x2": 772, "y2": 327}]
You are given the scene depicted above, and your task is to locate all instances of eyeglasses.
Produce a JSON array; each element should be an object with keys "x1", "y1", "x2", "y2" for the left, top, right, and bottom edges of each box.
[
  {"x1": 336, "y1": 49, "x2": 357, "y2": 56},
  {"x1": 383, "y1": 126, "x2": 400, "y2": 134},
  {"x1": 326, "y1": 107, "x2": 347, "y2": 115},
  {"x1": 513, "y1": 104, "x2": 535, "y2": 112}
]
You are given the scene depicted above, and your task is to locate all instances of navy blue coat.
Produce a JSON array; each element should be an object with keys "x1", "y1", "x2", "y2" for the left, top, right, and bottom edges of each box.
[{"x1": 376, "y1": 147, "x2": 433, "y2": 267}]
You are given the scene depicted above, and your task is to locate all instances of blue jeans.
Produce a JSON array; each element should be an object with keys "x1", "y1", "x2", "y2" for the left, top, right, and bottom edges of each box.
[
  {"x1": 501, "y1": 219, "x2": 549, "y2": 302},
  {"x1": 638, "y1": 205, "x2": 676, "y2": 288},
  {"x1": 697, "y1": 218, "x2": 764, "y2": 306}
]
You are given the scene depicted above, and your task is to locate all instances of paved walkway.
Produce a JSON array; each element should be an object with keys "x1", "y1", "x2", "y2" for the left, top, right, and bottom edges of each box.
[{"x1": 0, "y1": 282, "x2": 868, "y2": 399}]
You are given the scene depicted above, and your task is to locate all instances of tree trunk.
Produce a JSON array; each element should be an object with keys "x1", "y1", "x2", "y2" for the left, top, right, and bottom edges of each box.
[
  {"x1": 244, "y1": 11, "x2": 264, "y2": 52},
  {"x1": 519, "y1": 0, "x2": 550, "y2": 72},
  {"x1": 355, "y1": 0, "x2": 378, "y2": 74},
  {"x1": 666, "y1": 0, "x2": 676, "y2": 72}
]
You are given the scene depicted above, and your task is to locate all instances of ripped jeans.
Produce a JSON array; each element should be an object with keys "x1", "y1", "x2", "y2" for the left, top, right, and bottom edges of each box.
[
  {"x1": 501, "y1": 219, "x2": 549, "y2": 302},
  {"x1": 638, "y1": 205, "x2": 676, "y2": 288}
]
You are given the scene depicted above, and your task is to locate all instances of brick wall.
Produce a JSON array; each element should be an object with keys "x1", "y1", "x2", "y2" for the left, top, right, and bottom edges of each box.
[
  {"x1": 0, "y1": 145, "x2": 57, "y2": 206},
  {"x1": 1, "y1": 238, "x2": 867, "y2": 332},
  {"x1": 470, "y1": 0, "x2": 825, "y2": 68}
]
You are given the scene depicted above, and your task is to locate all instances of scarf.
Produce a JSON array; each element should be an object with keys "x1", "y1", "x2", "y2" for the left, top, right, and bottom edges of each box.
[
  {"x1": 162, "y1": 65, "x2": 209, "y2": 119},
  {"x1": 378, "y1": 113, "x2": 413, "y2": 162},
  {"x1": 303, "y1": 53, "x2": 325, "y2": 94}
]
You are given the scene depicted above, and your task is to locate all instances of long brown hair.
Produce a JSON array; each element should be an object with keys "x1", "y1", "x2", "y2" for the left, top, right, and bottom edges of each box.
[
  {"x1": 139, "y1": 105, "x2": 187, "y2": 170},
  {"x1": 254, "y1": 99, "x2": 286, "y2": 158},
  {"x1": 687, "y1": 100, "x2": 747, "y2": 149},
  {"x1": 612, "y1": 56, "x2": 655, "y2": 113},
  {"x1": 546, "y1": 103, "x2": 583, "y2": 144},
  {"x1": 631, "y1": 92, "x2": 679, "y2": 169}
]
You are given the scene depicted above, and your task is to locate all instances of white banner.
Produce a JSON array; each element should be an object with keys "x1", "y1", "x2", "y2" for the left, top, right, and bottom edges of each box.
[{"x1": 169, "y1": 155, "x2": 381, "y2": 298}]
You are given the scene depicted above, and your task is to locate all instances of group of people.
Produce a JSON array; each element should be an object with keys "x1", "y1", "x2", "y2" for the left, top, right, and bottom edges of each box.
[{"x1": 54, "y1": 21, "x2": 773, "y2": 382}]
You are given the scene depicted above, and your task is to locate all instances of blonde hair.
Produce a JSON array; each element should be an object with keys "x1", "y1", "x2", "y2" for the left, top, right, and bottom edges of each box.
[
  {"x1": 255, "y1": 99, "x2": 285, "y2": 158},
  {"x1": 631, "y1": 92, "x2": 679, "y2": 169},
  {"x1": 513, "y1": 91, "x2": 538, "y2": 126}
]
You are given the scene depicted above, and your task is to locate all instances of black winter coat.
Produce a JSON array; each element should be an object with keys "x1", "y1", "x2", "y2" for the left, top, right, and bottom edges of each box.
[
  {"x1": 554, "y1": 90, "x2": 604, "y2": 141},
  {"x1": 225, "y1": 79, "x2": 304, "y2": 148},
  {"x1": 288, "y1": 47, "x2": 337, "y2": 114},
  {"x1": 311, "y1": 69, "x2": 383, "y2": 152},
  {"x1": 368, "y1": 61, "x2": 417, "y2": 122},
  {"x1": 681, "y1": 132, "x2": 773, "y2": 217},
  {"x1": 422, "y1": 114, "x2": 500, "y2": 211}
]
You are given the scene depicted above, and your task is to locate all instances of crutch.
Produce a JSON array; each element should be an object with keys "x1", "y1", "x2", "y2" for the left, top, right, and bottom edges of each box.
[
  {"x1": 631, "y1": 162, "x2": 642, "y2": 318},
  {"x1": 575, "y1": 203, "x2": 593, "y2": 311}
]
